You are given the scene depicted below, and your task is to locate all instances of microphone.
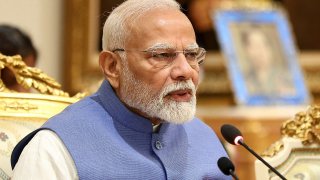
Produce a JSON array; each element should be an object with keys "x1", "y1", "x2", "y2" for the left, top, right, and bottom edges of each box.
[
  {"x1": 220, "y1": 124, "x2": 287, "y2": 180},
  {"x1": 217, "y1": 157, "x2": 239, "y2": 180}
]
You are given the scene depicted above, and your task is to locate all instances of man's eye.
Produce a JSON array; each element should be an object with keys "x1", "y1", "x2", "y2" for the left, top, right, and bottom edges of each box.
[
  {"x1": 153, "y1": 52, "x2": 176, "y2": 59},
  {"x1": 185, "y1": 51, "x2": 198, "y2": 59}
]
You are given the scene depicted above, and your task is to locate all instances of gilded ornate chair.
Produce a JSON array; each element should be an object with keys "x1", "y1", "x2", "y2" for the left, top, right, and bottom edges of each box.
[
  {"x1": 0, "y1": 53, "x2": 83, "y2": 180},
  {"x1": 255, "y1": 105, "x2": 320, "y2": 180}
]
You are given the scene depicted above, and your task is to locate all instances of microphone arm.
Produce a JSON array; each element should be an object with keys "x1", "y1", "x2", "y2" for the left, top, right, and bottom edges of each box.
[
  {"x1": 229, "y1": 170, "x2": 239, "y2": 180},
  {"x1": 220, "y1": 124, "x2": 287, "y2": 180},
  {"x1": 238, "y1": 140, "x2": 287, "y2": 180}
]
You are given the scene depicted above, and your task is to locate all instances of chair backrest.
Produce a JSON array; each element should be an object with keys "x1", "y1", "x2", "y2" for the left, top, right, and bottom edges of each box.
[
  {"x1": 0, "y1": 53, "x2": 83, "y2": 180},
  {"x1": 255, "y1": 105, "x2": 320, "y2": 180}
]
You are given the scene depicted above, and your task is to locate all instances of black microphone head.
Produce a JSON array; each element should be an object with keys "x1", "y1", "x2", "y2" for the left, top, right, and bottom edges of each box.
[
  {"x1": 217, "y1": 157, "x2": 235, "y2": 175},
  {"x1": 221, "y1": 124, "x2": 243, "y2": 145}
]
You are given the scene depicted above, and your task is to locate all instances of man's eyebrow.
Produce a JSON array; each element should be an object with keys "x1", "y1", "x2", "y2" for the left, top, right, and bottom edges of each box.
[
  {"x1": 144, "y1": 43, "x2": 199, "y2": 51},
  {"x1": 144, "y1": 43, "x2": 174, "y2": 51},
  {"x1": 185, "y1": 43, "x2": 199, "y2": 50}
]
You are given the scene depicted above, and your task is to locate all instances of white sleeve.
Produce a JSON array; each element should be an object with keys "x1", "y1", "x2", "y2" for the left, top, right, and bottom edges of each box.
[{"x1": 11, "y1": 130, "x2": 78, "y2": 180}]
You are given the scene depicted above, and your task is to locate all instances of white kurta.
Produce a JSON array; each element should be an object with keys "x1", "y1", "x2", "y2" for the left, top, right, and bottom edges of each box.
[{"x1": 11, "y1": 130, "x2": 78, "y2": 180}]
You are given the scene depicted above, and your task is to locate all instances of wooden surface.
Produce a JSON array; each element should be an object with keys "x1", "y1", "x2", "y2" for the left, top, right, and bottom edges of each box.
[{"x1": 196, "y1": 103, "x2": 307, "y2": 180}]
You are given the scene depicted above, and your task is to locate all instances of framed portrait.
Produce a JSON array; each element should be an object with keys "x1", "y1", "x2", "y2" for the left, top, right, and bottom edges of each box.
[{"x1": 213, "y1": 8, "x2": 311, "y2": 105}]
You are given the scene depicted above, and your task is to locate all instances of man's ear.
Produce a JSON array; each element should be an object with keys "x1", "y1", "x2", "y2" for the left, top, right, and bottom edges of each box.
[{"x1": 99, "y1": 51, "x2": 121, "y2": 89}]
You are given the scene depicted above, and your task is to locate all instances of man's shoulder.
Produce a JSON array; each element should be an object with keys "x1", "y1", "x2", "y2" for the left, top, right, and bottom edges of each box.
[
  {"x1": 59, "y1": 94, "x2": 106, "y2": 116},
  {"x1": 45, "y1": 94, "x2": 111, "y2": 126}
]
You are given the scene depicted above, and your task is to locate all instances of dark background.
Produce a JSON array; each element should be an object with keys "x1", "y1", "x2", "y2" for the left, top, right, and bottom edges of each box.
[{"x1": 98, "y1": 0, "x2": 320, "y2": 51}]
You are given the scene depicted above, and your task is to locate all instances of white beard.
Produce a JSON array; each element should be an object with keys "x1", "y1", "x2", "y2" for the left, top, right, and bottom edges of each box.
[{"x1": 119, "y1": 61, "x2": 197, "y2": 124}]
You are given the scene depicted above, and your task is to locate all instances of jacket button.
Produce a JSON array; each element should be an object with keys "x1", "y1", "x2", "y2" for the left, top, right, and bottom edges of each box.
[{"x1": 155, "y1": 140, "x2": 163, "y2": 150}]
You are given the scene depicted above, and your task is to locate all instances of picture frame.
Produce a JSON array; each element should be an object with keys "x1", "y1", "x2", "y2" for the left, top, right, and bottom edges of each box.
[
  {"x1": 213, "y1": 7, "x2": 311, "y2": 105},
  {"x1": 63, "y1": 0, "x2": 102, "y2": 95}
]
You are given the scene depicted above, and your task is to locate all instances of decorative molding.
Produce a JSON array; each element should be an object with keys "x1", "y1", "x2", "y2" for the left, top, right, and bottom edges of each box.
[
  {"x1": 0, "y1": 54, "x2": 68, "y2": 97},
  {"x1": 0, "y1": 53, "x2": 85, "y2": 98},
  {"x1": 0, "y1": 101, "x2": 38, "y2": 111},
  {"x1": 281, "y1": 105, "x2": 320, "y2": 145},
  {"x1": 261, "y1": 140, "x2": 284, "y2": 157},
  {"x1": 261, "y1": 105, "x2": 320, "y2": 157}
]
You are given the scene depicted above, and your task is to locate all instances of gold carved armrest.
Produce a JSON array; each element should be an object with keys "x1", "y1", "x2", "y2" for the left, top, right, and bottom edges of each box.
[
  {"x1": 0, "y1": 53, "x2": 86, "y2": 179},
  {"x1": 255, "y1": 105, "x2": 320, "y2": 180},
  {"x1": 281, "y1": 105, "x2": 320, "y2": 145},
  {"x1": 261, "y1": 105, "x2": 320, "y2": 157},
  {"x1": 0, "y1": 53, "x2": 85, "y2": 98}
]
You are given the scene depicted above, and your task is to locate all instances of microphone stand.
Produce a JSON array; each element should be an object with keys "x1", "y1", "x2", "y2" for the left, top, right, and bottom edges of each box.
[
  {"x1": 229, "y1": 169, "x2": 239, "y2": 180},
  {"x1": 238, "y1": 140, "x2": 287, "y2": 180}
]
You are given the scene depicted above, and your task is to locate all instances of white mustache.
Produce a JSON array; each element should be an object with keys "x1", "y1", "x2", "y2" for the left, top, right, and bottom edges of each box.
[{"x1": 161, "y1": 80, "x2": 196, "y2": 97}]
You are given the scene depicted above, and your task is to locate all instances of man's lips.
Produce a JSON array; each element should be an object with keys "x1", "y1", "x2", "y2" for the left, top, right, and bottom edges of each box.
[{"x1": 166, "y1": 89, "x2": 193, "y2": 102}]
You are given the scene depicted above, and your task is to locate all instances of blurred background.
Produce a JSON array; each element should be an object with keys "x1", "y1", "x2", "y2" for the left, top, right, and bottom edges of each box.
[{"x1": 1, "y1": 0, "x2": 320, "y2": 179}]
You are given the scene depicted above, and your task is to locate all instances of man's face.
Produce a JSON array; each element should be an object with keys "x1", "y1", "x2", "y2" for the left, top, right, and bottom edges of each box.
[{"x1": 117, "y1": 8, "x2": 200, "y2": 124}]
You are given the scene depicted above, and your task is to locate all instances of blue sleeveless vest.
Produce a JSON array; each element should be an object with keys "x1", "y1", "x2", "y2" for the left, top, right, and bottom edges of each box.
[{"x1": 17, "y1": 81, "x2": 230, "y2": 179}]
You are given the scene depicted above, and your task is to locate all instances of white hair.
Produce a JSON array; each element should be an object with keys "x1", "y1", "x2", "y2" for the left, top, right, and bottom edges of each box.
[{"x1": 102, "y1": 0, "x2": 181, "y2": 51}]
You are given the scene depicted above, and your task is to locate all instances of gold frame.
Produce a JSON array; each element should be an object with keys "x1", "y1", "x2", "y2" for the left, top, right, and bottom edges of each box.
[{"x1": 64, "y1": 0, "x2": 101, "y2": 95}]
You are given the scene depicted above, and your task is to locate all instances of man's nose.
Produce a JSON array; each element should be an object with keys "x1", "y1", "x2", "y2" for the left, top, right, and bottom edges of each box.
[{"x1": 170, "y1": 53, "x2": 196, "y2": 81}]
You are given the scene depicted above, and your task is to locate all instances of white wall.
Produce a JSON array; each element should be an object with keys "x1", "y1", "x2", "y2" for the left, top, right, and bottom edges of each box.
[{"x1": 0, "y1": 0, "x2": 63, "y2": 82}]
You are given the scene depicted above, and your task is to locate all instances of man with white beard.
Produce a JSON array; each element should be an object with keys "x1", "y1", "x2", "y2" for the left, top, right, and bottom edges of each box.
[{"x1": 11, "y1": 0, "x2": 230, "y2": 179}]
